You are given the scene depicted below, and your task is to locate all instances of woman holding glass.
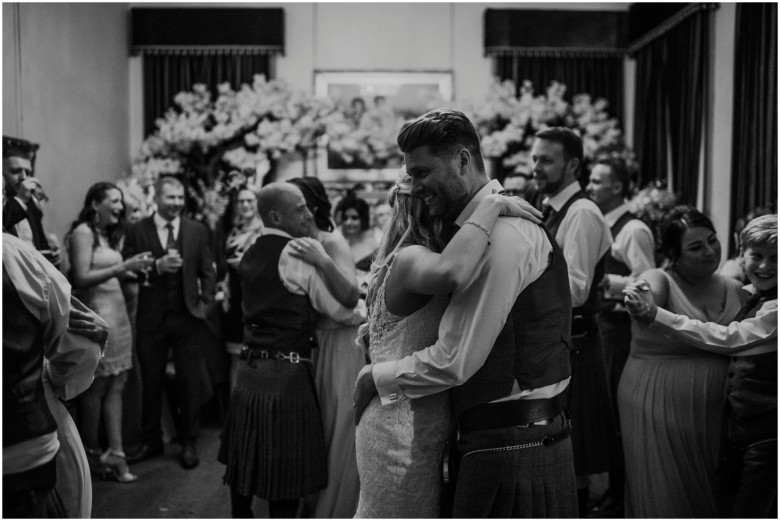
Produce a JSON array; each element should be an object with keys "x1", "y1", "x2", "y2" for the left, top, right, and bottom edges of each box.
[{"x1": 67, "y1": 182, "x2": 153, "y2": 482}]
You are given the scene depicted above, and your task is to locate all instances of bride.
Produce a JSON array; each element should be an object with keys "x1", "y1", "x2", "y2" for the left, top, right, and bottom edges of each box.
[{"x1": 351, "y1": 175, "x2": 539, "y2": 517}]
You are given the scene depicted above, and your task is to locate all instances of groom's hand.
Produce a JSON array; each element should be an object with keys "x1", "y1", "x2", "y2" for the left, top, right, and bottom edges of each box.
[{"x1": 354, "y1": 364, "x2": 377, "y2": 425}]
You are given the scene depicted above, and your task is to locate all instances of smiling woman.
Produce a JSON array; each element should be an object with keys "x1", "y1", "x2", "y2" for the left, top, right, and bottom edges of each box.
[{"x1": 65, "y1": 181, "x2": 155, "y2": 484}]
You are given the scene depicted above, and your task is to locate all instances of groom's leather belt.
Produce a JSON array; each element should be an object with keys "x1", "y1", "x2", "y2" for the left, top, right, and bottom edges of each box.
[{"x1": 456, "y1": 394, "x2": 565, "y2": 434}]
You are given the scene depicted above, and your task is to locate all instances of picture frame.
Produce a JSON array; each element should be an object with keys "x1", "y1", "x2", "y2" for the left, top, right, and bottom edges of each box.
[{"x1": 313, "y1": 70, "x2": 454, "y2": 184}]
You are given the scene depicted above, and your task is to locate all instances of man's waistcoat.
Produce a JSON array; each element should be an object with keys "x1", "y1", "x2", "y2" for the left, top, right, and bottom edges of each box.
[
  {"x1": 238, "y1": 234, "x2": 317, "y2": 356},
  {"x1": 451, "y1": 226, "x2": 573, "y2": 415},
  {"x1": 3, "y1": 264, "x2": 57, "y2": 447}
]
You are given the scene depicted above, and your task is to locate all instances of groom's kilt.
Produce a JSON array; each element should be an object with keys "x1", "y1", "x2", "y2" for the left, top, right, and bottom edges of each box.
[{"x1": 218, "y1": 358, "x2": 327, "y2": 500}]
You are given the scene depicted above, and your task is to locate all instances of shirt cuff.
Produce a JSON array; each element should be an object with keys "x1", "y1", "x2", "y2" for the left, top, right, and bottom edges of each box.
[
  {"x1": 650, "y1": 307, "x2": 676, "y2": 329},
  {"x1": 372, "y1": 360, "x2": 406, "y2": 406}
]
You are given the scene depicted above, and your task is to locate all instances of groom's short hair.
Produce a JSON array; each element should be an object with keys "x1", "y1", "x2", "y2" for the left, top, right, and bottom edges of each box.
[{"x1": 397, "y1": 109, "x2": 485, "y2": 173}]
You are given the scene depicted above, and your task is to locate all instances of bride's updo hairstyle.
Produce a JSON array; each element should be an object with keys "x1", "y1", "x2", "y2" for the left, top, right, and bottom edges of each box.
[{"x1": 373, "y1": 174, "x2": 444, "y2": 270}]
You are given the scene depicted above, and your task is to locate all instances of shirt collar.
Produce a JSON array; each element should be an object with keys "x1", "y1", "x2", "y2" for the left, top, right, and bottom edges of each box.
[
  {"x1": 153, "y1": 212, "x2": 180, "y2": 231},
  {"x1": 454, "y1": 180, "x2": 503, "y2": 227},
  {"x1": 261, "y1": 227, "x2": 293, "y2": 240},
  {"x1": 14, "y1": 196, "x2": 27, "y2": 211},
  {"x1": 545, "y1": 181, "x2": 581, "y2": 212},
  {"x1": 604, "y1": 201, "x2": 631, "y2": 228}
]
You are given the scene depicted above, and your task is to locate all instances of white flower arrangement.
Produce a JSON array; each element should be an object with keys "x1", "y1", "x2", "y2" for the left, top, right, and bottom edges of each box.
[{"x1": 464, "y1": 79, "x2": 636, "y2": 177}]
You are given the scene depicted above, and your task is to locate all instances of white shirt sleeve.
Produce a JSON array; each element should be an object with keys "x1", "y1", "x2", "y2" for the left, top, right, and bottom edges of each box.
[
  {"x1": 372, "y1": 219, "x2": 551, "y2": 404},
  {"x1": 279, "y1": 244, "x2": 365, "y2": 325},
  {"x1": 606, "y1": 220, "x2": 656, "y2": 297},
  {"x1": 651, "y1": 300, "x2": 777, "y2": 355},
  {"x1": 555, "y1": 200, "x2": 612, "y2": 308}
]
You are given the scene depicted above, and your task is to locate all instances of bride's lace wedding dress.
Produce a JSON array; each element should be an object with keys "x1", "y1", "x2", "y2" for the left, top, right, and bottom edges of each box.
[{"x1": 354, "y1": 254, "x2": 454, "y2": 518}]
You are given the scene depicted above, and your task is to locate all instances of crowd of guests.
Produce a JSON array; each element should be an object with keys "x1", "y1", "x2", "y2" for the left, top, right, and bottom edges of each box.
[{"x1": 2, "y1": 107, "x2": 776, "y2": 520}]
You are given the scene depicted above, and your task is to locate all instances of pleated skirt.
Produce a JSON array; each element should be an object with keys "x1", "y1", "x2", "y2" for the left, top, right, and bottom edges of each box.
[
  {"x1": 218, "y1": 359, "x2": 327, "y2": 500},
  {"x1": 568, "y1": 330, "x2": 621, "y2": 476}
]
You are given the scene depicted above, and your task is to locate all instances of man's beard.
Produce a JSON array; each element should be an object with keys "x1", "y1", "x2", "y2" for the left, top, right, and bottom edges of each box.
[{"x1": 541, "y1": 176, "x2": 565, "y2": 195}]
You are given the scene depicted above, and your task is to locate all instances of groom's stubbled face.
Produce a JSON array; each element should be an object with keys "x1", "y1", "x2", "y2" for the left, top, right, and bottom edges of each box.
[{"x1": 405, "y1": 145, "x2": 470, "y2": 220}]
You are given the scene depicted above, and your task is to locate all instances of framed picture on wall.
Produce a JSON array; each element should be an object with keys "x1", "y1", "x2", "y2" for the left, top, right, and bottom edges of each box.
[{"x1": 314, "y1": 70, "x2": 453, "y2": 183}]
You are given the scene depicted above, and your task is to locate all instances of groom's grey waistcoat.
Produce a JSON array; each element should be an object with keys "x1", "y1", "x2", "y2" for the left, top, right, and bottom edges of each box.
[{"x1": 451, "y1": 226, "x2": 572, "y2": 416}]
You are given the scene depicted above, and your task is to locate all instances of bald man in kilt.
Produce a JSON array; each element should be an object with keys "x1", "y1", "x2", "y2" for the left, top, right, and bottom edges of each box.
[{"x1": 218, "y1": 183, "x2": 364, "y2": 518}]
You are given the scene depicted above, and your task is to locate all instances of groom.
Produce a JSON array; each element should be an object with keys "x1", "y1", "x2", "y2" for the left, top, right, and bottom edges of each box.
[{"x1": 354, "y1": 109, "x2": 578, "y2": 517}]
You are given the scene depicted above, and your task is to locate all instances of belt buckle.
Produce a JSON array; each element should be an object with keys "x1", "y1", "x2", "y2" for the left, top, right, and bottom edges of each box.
[
  {"x1": 288, "y1": 352, "x2": 301, "y2": 364},
  {"x1": 259, "y1": 350, "x2": 270, "y2": 360}
]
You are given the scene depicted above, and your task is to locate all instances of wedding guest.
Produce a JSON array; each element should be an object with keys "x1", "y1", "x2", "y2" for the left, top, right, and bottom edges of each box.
[
  {"x1": 334, "y1": 193, "x2": 379, "y2": 295},
  {"x1": 123, "y1": 174, "x2": 216, "y2": 470},
  {"x1": 2, "y1": 136, "x2": 60, "y2": 267},
  {"x1": 719, "y1": 206, "x2": 774, "y2": 284},
  {"x1": 624, "y1": 213, "x2": 777, "y2": 518},
  {"x1": 67, "y1": 182, "x2": 154, "y2": 482},
  {"x1": 287, "y1": 176, "x2": 363, "y2": 517},
  {"x1": 617, "y1": 206, "x2": 743, "y2": 517},
  {"x1": 371, "y1": 200, "x2": 392, "y2": 244},
  {"x1": 218, "y1": 183, "x2": 363, "y2": 518},
  {"x1": 503, "y1": 171, "x2": 542, "y2": 209},
  {"x1": 585, "y1": 156, "x2": 655, "y2": 516},
  {"x1": 219, "y1": 186, "x2": 264, "y2": 391},
  {"x1": 532, "y1": 127, "x2": 619, "y2": 514},
  {"x1": 354, "y1": 109, "x2": 577, "y2": 518},
  {"x1": 3, "y1": 231, "x2": 107, "y2": 517}
]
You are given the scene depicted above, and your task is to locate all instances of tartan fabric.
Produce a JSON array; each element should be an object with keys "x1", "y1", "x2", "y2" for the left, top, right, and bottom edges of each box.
[
  {"x1": 451, "y1": 413, "x2": 577, "y2": 518},
  {"x1": 218, "y1": 359, "x2": 327, "y2": 500}
]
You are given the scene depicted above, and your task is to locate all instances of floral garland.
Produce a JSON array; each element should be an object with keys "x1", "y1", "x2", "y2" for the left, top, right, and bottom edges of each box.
[{"x1": 463, "y1": 79, "x2": 636, "y2": 177}]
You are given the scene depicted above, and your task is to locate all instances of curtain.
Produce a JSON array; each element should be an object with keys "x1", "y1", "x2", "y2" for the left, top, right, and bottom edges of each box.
[
  {"x1": 493, "y1": 53, "x2": 624, "y2": 123},
  {"x1": 143, "y1": 53, "x2": 273, "y2": 135},
  {"x1": 631, "y1": 5, "x2": 714, "y2": 203},
  {"x1": 730, "y1": 3, "x2": 778, "y2": 250}
]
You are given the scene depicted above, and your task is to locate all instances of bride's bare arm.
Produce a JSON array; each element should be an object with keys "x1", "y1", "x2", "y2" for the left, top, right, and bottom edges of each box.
[
  {"x1": 394, "y1": 194, "x2": 541, "y2": 295},
  {"x1": 289, "y1": 234, "x2": 360, "y2": 308}
]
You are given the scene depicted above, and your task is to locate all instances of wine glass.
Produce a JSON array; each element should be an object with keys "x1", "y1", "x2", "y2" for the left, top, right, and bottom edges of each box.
[{"x1": 140, "y1": 253, "x2": 153, "y2": 287}]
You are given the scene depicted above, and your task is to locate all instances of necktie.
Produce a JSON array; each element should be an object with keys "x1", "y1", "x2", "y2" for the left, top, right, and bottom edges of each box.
[{"x1": 165, "y1": 223, "x2": 176, "y2": 251}]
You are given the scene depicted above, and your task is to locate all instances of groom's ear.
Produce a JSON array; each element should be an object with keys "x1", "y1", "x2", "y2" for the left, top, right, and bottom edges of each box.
[{"x1": 456, "y1": 148, "x2": 471, "y2": 175}]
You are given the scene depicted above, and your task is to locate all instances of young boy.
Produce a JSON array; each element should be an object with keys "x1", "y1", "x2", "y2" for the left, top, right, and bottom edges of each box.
[{"x1": 624, "y1": 213, "x2": 777, "y2": 518}]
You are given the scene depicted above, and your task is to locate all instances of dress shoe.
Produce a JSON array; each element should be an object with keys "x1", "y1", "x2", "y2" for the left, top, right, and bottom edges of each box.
[
  {"x1": 587, "y1": 493, "x2": 625, "y2": 518},
  {"x1": 126, "y1": 443, "x2": 163, "y2": 464},
  {"x1": 180, "y1": 442, "x2": 199, "y2": 469}
]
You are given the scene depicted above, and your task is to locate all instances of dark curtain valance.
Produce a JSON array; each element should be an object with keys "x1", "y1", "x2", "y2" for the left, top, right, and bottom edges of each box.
[
  {"x1": 484, "y1": 9, "x2": 628, "y2": 56},
  {"x1": 131, "y1": 8, "x2": 285, "y2": 56},
  {"x1": 488, "y1": 48, "x2": 623, "y2": 59}
]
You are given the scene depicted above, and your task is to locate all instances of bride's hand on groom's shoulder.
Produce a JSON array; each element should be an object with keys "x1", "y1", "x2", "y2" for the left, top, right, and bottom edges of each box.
[
  {"x1": 487, "y1": 193, "x2": 542, "y2": 223},
  {"x1": 354, "y1": 364, "x2": 377, "y2": 425}
]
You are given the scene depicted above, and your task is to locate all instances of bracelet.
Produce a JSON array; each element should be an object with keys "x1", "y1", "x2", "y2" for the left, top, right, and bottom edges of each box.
[{"x1": 463, "y1": 220, "x2": 491, "y2": 244}]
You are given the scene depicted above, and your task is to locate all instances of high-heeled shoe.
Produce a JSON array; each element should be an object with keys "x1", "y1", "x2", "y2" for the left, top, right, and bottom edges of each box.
[{"x1": 89, "y1": 448, "x2": 138, "y2": 483}]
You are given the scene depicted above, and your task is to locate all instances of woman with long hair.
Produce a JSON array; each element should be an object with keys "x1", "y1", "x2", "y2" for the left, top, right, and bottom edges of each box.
[
  {"x1": 67, "y1": 182, "x2": 153, "y2": 482},
  {"x1": 617, "y1": 205, "x2": 744, "y2": 516},
  {"x1": 286, "y1": 176, "x2": 362, "y2": 517}
]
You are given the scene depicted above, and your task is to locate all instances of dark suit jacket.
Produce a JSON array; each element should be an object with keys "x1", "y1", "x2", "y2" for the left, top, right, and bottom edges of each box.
[{"x1": 123, "y1": 215, "x2": 216, "y2": 332}]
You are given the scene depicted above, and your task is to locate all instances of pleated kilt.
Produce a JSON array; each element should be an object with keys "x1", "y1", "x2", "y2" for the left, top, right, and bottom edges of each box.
[
  {"x1": 568, "y1": 327, "x2": 620, "y2": 476},
  {"x1": 218, "y1": 358, "x2": 327, "y2": 500},
  {"x1": 452, "y1": 412, "x2": 577, "y2": 518}
]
